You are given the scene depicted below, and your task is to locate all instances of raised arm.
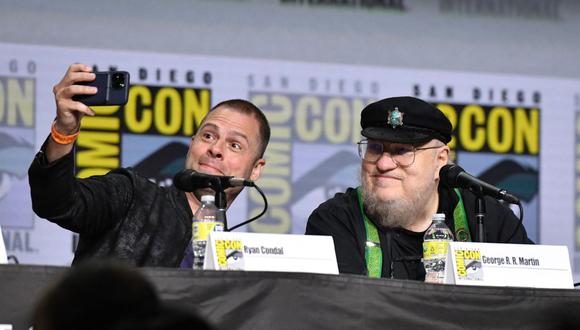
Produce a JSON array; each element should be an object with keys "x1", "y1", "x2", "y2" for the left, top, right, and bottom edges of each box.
[{"x1": 46, "y1": 63, "x2": 97, "y2": 162}]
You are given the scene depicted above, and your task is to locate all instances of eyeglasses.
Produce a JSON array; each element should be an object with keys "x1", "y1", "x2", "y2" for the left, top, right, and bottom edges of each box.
[{"x1": 357, "y1": 140, "x2": 444, "y2": 167}]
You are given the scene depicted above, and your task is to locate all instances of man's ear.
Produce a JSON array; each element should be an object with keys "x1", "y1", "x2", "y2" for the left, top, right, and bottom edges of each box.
[
  {"x1": 250, "y1": 158, "x2": 266, "y2": 182},
  {"x1": 184, "y1": 136, "x2": 196, "y2": 165},
  {"x1": 435, "y1": 146, "x2": 450, "y2": 178}
]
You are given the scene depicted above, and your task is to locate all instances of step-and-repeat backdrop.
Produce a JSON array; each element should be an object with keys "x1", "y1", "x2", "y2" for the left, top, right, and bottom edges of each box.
[{"x1": 1, "y1": 43, "x2": 579, "y2": 278}]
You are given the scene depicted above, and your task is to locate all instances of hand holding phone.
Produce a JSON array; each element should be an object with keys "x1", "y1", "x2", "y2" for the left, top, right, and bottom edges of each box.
[{"x1": 72, "y1": 71, "x2": 130, "y2": 106}]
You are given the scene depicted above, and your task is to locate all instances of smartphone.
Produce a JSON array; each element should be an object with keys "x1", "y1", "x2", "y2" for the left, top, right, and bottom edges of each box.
[{"x1": 73, "y1": 71, "x2": 130, "y2": 106}]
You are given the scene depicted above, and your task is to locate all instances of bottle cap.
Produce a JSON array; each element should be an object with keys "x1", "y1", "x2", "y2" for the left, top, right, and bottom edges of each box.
[
  {"x1": 432, "y1": 213, "x2": 446, "y2": 221},
  {"x1": 200, "y1": 195, "x2": 215, "y2": 203}
]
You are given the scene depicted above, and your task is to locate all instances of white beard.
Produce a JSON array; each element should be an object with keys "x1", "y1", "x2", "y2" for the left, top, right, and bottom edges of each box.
[{"x1": 360, "y1": 172, "x2": 438, "y2": 229}]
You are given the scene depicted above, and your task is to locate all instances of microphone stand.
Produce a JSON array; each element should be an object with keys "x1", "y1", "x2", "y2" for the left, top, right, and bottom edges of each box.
[
  {"x1": 211, "y1": 180, "x2": 229, "y2": 232},
  {"x1": 473, "y1": 187, "x2": 487, "y2": 243}
]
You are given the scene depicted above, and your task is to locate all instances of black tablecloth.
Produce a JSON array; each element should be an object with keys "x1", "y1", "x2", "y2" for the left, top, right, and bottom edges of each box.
[{"x1": 1, "y1": 264, "x2": 579, "y2": 329}]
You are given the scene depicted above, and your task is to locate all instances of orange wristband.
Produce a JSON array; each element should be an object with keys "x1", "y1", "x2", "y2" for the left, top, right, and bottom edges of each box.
[{"x1": 50, "y1": 121, "x2": 80, "y2": 145}]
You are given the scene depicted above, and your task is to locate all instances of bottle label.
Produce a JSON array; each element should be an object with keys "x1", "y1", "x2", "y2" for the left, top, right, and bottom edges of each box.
[
  {"x1": 193, "y1": 222, "x2": 224, "y2": 241},
  {"x1": 423, "y1": 241, "x2": 449, "y2": 259}
]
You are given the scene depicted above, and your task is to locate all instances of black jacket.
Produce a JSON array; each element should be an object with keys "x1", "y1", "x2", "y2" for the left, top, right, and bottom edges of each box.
[
  {"x1": 306, "y1": 186, "x2": 533, "y2": 280},
  {"x1": 28, "y1": 144, "x2": 192, "y2": 267}
]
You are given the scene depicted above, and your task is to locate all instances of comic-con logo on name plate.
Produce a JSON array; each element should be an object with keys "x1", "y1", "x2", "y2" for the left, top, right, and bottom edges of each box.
[{"x1": 387, "y1": 107, "x2": 404, "y2": 129}]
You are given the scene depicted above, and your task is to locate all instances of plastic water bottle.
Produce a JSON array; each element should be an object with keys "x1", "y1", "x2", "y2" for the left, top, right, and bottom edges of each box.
[
  {"x1": 422, "y1": 213, "x2": 454, "y2": 284},
  {"x1": 192, "y1": 195, "x2": 224, "y2": 270}
]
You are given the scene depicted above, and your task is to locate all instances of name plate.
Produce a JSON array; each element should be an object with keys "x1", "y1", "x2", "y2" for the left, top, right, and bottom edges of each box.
[
  {"x1": 204, "y1": 232, "x2": 339, "y2": 275},
  {"x1": 445, "y1": 242, "x2": 573, "y2": 289}
]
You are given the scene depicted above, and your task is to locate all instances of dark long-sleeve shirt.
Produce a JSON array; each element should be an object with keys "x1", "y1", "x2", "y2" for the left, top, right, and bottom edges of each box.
[
  {"x1": 28, "y1": 143, "x2": 193, "y2": 266},
  {"x1": 306, "y1": 186, "x2": 533, "y2": 280}
]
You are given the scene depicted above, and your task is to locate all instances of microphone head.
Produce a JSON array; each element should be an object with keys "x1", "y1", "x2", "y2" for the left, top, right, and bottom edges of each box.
[
  {"x1": 173, "y1": 169, "x2": 193, "y2": 191},
  {"x1": 172, "y1": 169, "x2": 254, "y2": 190},
  {"x1": 439, "y1": 164, "x2": 464, "y2": 187},
  {"x1": 173, "y1": 169, "x2": 214, "y2": 191}
]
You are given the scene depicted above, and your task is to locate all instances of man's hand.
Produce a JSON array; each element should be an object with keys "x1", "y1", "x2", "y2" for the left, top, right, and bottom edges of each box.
[{"x1": 46, "y1": 64, "x2": 98, "y2": 163}]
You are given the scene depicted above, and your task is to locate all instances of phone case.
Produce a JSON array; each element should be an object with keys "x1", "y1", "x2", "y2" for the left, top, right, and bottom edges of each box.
[{"x1": 72, "y1": 71, "x2": 130, "y2": 106}]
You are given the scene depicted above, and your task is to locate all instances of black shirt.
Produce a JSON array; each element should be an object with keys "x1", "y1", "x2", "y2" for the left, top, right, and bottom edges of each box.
[
  {"x1": 28, "y1": 143, "x2": 193, "y2": 267},
  {"x1": 305, "y1": 186, "x2": 533, "y2": 280}
]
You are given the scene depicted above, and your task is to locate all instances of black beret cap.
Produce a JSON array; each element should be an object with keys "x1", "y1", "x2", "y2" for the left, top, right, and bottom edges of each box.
[{"x1": 361, "y1": 96, "x2": 452, "y2": 144}]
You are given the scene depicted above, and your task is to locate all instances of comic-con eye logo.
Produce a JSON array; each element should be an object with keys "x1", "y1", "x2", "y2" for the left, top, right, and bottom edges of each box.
[
  {"x1": 292, "y1": 151, "x2": 360, "y2": 202},
  {"x1": 0, "y1": 133, "x2": 33, "y2": 201}
]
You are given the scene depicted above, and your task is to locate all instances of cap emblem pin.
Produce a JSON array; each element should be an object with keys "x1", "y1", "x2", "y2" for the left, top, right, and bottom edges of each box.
[{"x1": 387, "y1": 107, "x2": 404, "y2": 129}]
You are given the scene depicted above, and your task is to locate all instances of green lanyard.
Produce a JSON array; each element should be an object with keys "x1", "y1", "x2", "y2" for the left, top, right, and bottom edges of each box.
[
  {"x1": 356, "y1": 186, "x2": 471, "y2": 278},
  {"x1": 356, "y1": 187, "x2": 382, "y2": 278},
  {"x1": 452, "y1": 188, "x2": 472, "y2": 243}
]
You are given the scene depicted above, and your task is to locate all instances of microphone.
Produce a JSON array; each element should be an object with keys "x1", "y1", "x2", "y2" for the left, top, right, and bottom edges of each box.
[
  {"x1": 173, "y1": 169, "x2": 254, "y2": 192},
  {"x1": 439, "y1": 164, "x2": 519, "y2": 204}
]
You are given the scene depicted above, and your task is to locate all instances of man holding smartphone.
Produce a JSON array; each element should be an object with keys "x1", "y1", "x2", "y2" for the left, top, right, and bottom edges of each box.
[{"x1": 28, "y1": 64, "x2": 271, "y2": 267}]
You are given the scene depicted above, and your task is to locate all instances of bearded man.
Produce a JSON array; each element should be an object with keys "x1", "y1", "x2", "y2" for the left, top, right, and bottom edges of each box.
[{"x1": 305, "y1": 96, "x2": 532, "y2": 280}]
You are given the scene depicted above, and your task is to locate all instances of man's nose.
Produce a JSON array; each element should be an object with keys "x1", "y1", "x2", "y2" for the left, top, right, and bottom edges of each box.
[
  {"x1": 375, "y1": 152, "x2": 398, "y2": 170},
  {"x1": 207, "y1": 139, "x2": 224, "y2": 159}
]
